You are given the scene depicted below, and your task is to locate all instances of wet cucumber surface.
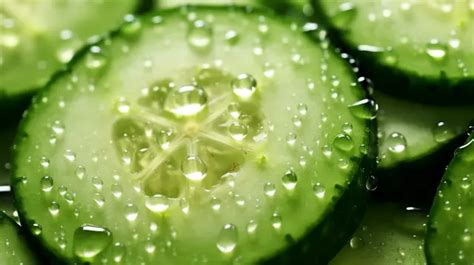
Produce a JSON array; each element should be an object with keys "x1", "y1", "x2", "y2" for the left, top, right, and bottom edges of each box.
[
  {"x1": 314, "y1": 0, "x2": 474, "y2": 104},
  {"x1": 12, "y1": 6, "x2": 375, "y2": 265},
  {"x1": 426, "y1": 131, "x2": 474, "y2": 264},
  {"x1": 0, "y1": 212, "x2": 39, "y2": 265},
  {"x1": 330, "y1": 202, "x2": 427, "y2": 265},
  {"x1": 0, "y1": 0, "x2": 142, "y2": 111}
]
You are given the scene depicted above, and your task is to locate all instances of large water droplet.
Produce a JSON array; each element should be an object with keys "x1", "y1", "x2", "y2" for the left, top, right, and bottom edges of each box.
[
  {"x1": 313, "y1": 183, "x2": 326, "y2": 199},
  {"x1": 425, "y1": 40, "x2": 448, "y2": 61},
  {"x1": 229, "y1": 122, "x2": 248, "y2": 141},
  {"x1": 282, "y1": 170, "x2": 297, "y2": 190},
  {"x1": 73, "y1": 225, "x2": 112, "y2": 262},
  {"x1": 433, "y1": 121, "x2": 455, "y2": 143},
  {"x1": 181, "y1": 155, "x2": 207, "y2": 181},
  {"x1": 125, "y1": 204, "x2": 138, "y2": 221},
  {"x1": 387, "y1": 132, "x2": 407, "y2": 154},
  {"x1": 271, "y1": 212, "x2": 282, "y2": 230},
  {"x1": 263, "y1": 182, "x2": 276, "y2": 197},
  {"x1": 164, "y1": 85, "x2": 208, "y2": 117},
  {"x1": 40, "y1": 176, "x2": 54, "y2": 192},
  {"x1": 232, "y1": 74, "x2": 257, "y2": 99},
  {"x1": 187, "y1": 20, "x2": 212, "y2": 49},
  {"x1": 333, "y1": 133, "x2": 354, "y2": 152},
  {"x1": 216, "y1": 224, "x2": 238, "y2": 254},
  {"x1": 145, "y1": 194, "x2": 170, "y2": 213},
  {"x1": 348, "y1": 99, "x2": 377, "y2": 120}
]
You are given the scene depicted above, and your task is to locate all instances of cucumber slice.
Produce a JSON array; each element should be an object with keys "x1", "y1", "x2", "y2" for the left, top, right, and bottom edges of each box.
[
  {"x1": 426, "y1": 130, "x2": 474, "y2": 264},
  {"x1": 12, "y1": 6, "x2": 375, "y2": 264},
  {"x1": 0, "y1": 126, "x2": 16, "y2": 187},
  {"x1": 330, "y1": 202, "x2": 427, "y2": 265},
  {"x1": 314, "y1": 0, "x2": 474, "y2": 104},
  {"x1": 158, "y1": 0, "x2": 253, "y2": 9},
  {"x1": 374, "y1": 91, "x2": 474, "y2": 204},
  {"x1": 0, "y1": 0, "x2": 147, "y2": 112},
  {"x1": 0, "y1": 212, "x2": 39, "y2": 264}
]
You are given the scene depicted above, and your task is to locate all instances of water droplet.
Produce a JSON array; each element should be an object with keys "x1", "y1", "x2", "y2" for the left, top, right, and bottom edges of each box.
[
  {"x1": 216, "y1": 224, "x2": 238, "y2": 254},
  {"x1": 112, "y1": 243, "x2": 126, "y2": 263},
  {"x1": 115, "y1": 98, "x2": 131, "y2": 114},
  {"x1": 93, "y1": 193, "x2": 105, "y2": 207},
  {"x1": 211, "y1": 197, "x2": 221, "y2": 211},
  {"x1": 145, "y1": 194, "x2": 170, "y2": 213},
  {"x1": 286, "y1": 133, "x2": 297, "y2": 146},
  {"x1": 229, "y1": 122, "x2": 248, "y2": 141},
  {"x1": 297, "y1": 103, "x2": 308, "y2": 116},
  {"x1": 333, "y1": 2, "x2": 357, "y2": 29},
  {"x1": 64, "y1": 149, "x2": 76, "y2": 162},
  {"x1": 31, "y1": 223, "x2": 42, "y2": 235},
  {"x1": 461, "y1": 177, "x2": 471, "y2": 190},
  {"x1": 433, "y1": 121, "x2": 455, "y2": 143},
  {"x1": 246, "y1": 220, "x2": 258, "y2": 235},
  {"x1": 52, "y1": 120, "x2": 65, "y2": 135},
  {"x1": 48, "y1": 201, "x2": 60, "y2": 216},
  {"x1": 263, "y1": 182, "x2": 276, "y2": 197},
  {"x1": 425, "y1": 40, "x2": 448, "y2": 61},
  {"x1": 282, "y1": 170, "x2": 297, "y2": 190},
  {"x1": 387, "y1": 132, "x2": 407, "y2": 154},
  {"x1": 271, "y1": 212, "x2": 282, "y2": 230},
  {"x1": 125, "y1": 203, "x2": 138, "y2": 221},
  {"x1": 224, "y1": 30, "x2": 239, "y2": 45},
  {"x1": 349, "y1": 236, "x2": 365, "y2": 249},
  {"x1": 187, "y1": 20, "x2": 212, "y2": 49},
  {"x1": 157, "y1": 129, "x2": 174, "y2": 150},
  {"x1": 75, "y1": 166, "x2": 86, "y2": 179},
  {"x1": 181, "y1": 155, "x2": 207, "y2": 181},
  {"x1": 164, "y1": 85, "x2": 208, "y2": 117},
  {"x1": 40, "y1": 157, "x2": 50, "y2": 168},
  {"x1": 342, "y1": 122, "x2": 353, "y2": 134},
  {"x1": 313, "y1": 183, "x2": 326, "y2": 199},
  {"x1": 348, "y1": 99, "x2": 377, "y2": 120},
  {"x1": 86, "y1": 50, "x2": 107, "y2": 70},
  {"x1": 292, "y1": 115, "x2": 302, "y2": 128},
  {"x1": 73, "y1": 225, "x2": 112, "y2": 262},
  {"x1": 232, "y1": 74, "x2": 257, "y2": 99},
  {"x1": 40, "y1": 176, "x2": 54, "y2": 192},
  {"x1": 227, "y1": 103, "x2": 241, "y2": 119},
  {"x1": 365, "y1": 175, "x2": 378, "y2": 191},
  {"x1": 333, "y1": 133, "x2": 354, "y2": 152}
]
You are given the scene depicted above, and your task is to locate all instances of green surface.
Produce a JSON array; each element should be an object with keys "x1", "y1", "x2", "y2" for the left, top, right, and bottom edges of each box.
[
  {"x1": 426, "y1": 131, "x2": 474, "y2": 264},
  {"x1": 0, "y1": 0, "x2": 140, "y2": 108},
  {"x1": 13, "y1": 6, "x2": 375, "y2": 265},
  {"x1": 0, "y1": 212, "x2": 39, "y2": 265},
  {"x1": 315, "y1": 0, "x2": 474, "y2": 103},
  {"x1": 376, "y1": 91, "x2": 474, "y2": 170},
  {"x1": 331, "y1": 202, "x2": 427, "y2": 265}
]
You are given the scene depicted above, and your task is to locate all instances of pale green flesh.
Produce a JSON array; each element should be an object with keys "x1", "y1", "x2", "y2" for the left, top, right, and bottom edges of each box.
[
  {"x1": 376, "y1": 91, "x2": 474, "y2": 169},
  {"x1": 427, "y1": 134, "x2": 474, "y2": 264},
  {"x1": 319, "y1": 0, "x2": 474, "y2": 80},
  {"x1": 158, "y1": 0, "x2": 253, "y2": 9},
  {"x1": 14, "y1": 8, "x2": 370, "y2": 264},
  {"x1": 330, "y1": 202, "x2": 427, "y2": 265},
  {"x1": 0, "y1": 213, "x2": 39, "y2": 265},
  {"x1": 0, "y1": 0, "x2": 137, "y2": 97}
]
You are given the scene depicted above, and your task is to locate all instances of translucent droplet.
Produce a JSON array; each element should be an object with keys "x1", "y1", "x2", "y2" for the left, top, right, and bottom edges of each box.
[
  {"x1": 246, "y1": 220, "x2": 258, "y2": 235},
  {"x1": 348, "y1": 99, "x2": 377, "y2": 120},
  {"x1": 297, "y1": 103, "x2": 308, "y2": 116},
  {"x1": 125, "y1": 203, "x2": 139, "y2": 221},
  {"x1": 216, "y1": 224, "x2": 238, "y2": 254},
  {"x1": 461, "y1": 177, "x2": 471, "y2": 190},
  {"x1": 433, "y1": 121, "x2": 455, "y2": 143},
  {"x1": 40, "y1": 176, "x2": 54, "y2": 192},
  {"x1": 271, "y1": 212, "x2": 282, "y2": 230},
  {"x1": 64, "y1": 149, "x2": 76, "y2": 162},
  {"x1": 425, "y1": 40, "x2": 448, "y2": 61},
  {"x1": 48, "y1": 201, "x2": 60, "y2": 216},
  {"x1": 157, "y1": 129, "x2": 174, "y2": 150},
  {"x1": 211, "y1": 197, "x2": 221, "y2": 211},
  {"x1": 286, "y1": 133, "x2": 297, "y2": 146},
  {"x1": 292, "y1": 115, "x2": 302, "y2": 128},
  {"x1": 86, "y1": 51, "x2": 107, "y2": 70},
  {"x1": 229, "y1": 122, "x2": 248, "y2": 141},
  {"x1": 263, "y1": 182, "x2": 276, "y2": 197},
  {"x1": 365, "y1": 175, "x2": 378, "y2": 191},
  {"x1": 56, "y1": 46, "x2": 76, "y2": 63},
  {"x1": 73, "y1": 225, "x2": 112, "y2": 262},
  {"x1": 112, "y1": 243, "x2": 126, "y2": 263},
  {"x1": 52, "y1": 120, "x2": 65, "y2": 135},
  {"x1": 31, "y1": 223, "x2": 42, "y2": 235},
  {"x1": 227, "y1": 103, "x2": 241, "y2": 119},
  {"x1": 231, "y1": 74, "x2": 257, "y2": 99},
  {"x1": 313, "y1": 183, "x2": 326, "y2": 199},
  {"x1": 145, "y1": 194, "x2": 170, "y2": 213},
  {"x1": 164, "y1": 85, "x2": 208, "y2": 117},
  {"x1": 282, "y1": 170, "x2": 297, "y2": 190},
  {"x1": 115, "y1": 98, "x2": 131, "y2": 114},
  {"x1": 387, "y1": 132, "x2": 407, "y2": 154},
  {"x1": 333, "y1": 2, "x2": 357, "y2": 29},
  {"x1": 333, "y1": 133, "x2": 354, "y2": 152},
  {"x1": 224, "y1": 30, "x2": 239, "y2": 45},
  {"x1": 187, "y1": 20, "x2": 212, "y2": 49},
  {"x1": 40, "y1": 157, "x2": 50, "y2": 168},
  {"x1": 181, "y1": 155, "x2": 207, "y2": 181},
  {"x1": 349, "y1": 236, "x2": 365, "y2": 249},
  {"x1": 75, "y1": 166, "x2": 86, "y2": 179}
]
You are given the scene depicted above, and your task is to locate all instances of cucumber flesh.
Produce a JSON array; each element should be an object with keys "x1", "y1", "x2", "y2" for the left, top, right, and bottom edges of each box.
[
  {"x1": 0, "y1": 0, "x2": 141, "y2": 109},
  {"x1": 330, "y1": 202, "x2": 427, "y2": 265},
  {"x1": 0, "y1": 213, "x2": 39, "y2": 265},
  {"x1": 315, "y1": 0, "x2": 474, "y2": 104},
  {"x1": 13, "y1": 6, "x2": 375, "y2": 264},
  {"x1": 0, "y1": 126, "x2": 16, "y2": 187},
  {"x1": 426, "y1": 130, "x2": 474, "y2": 264},
  {"x1": 158, "y1": 0, "x2": 253, "y2": 9}
]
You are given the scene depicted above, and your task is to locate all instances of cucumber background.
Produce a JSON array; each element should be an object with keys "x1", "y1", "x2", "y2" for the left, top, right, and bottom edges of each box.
[
  {"x1": 313, "y1": 0, "x2": 474, "y2": 105},
  {"x1": 0, "y1": 213, "x2": 39, "y2": 264},
  {"x1": 12, "y1": 6, "x2": 376, "y2": 264},
  {"x1": 330, "y1": 201, "x2": 427, "y2": 265}
]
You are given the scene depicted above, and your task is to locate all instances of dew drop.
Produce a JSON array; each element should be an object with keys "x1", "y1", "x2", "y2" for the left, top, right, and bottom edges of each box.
[
  {"x1": 48, "y1": 201, "x2": 60, "y2": 216},
  {"x1": 227, "y1": 103, "x2": 241, "y2": 119},
  {"x1": 292, "y1": 115, "x2": 302, "y2": 128},
  {"x1": 246, "y1": 220, "x2": 258, "y2": 235},
  {"x1": 187, "y1": 20, "x2": 212, "y2": 49},
  {"x1": 313, "y1": 183, "x2": 326, "y2": 199},
  {"x1": 433, "y1": 121, "x2": 455, "y2": 143},
  {"x1": 145, "y1": 194, "x2": 170, "y2": 213},
  {"x1": 216, "y1": 224, "x2": 238, "y2": 254},
  {"x1": 52, "y1": 120, "x2": 65, "y2": 135},
  {"x1": 64, "y1": 149, "x2": 76, "y2": 162},
  {"x1": 181, "y1": 155, "x2": 207, "y2": 181},
  {"x1": 164, "y1": 85, "x2": 208, "y2": 117},
  {"x1": 461, "y1": 177, "x2": 471, "y2": 190},
  {"x1": 282, "y1": 170, "x2": 297, "y2": 190},
  {"x1": 125, "y1": 204, "x2": 138, "y2": 221},
  {"x1": 349, "y1": 236, "x2": 365, "y2": 249},
  {"x1": 211, "y1": 197, "x2": 221, "y2": 211},
  {"x1": 387, "y1": 132, "x2": 407, "y2": 154},
  {"x1": 86, "y1": 51, "x2": 107, "y2": 70},
  {"x1": 286, "y1": 132, "x2": 297, "y2": 146},
  {"x1": 229, "y1": 122, "x2": 248, "y2": 141},
  {"x1": 224, "y1": 30, "x2": 239, "y2": 45},
  {"x1": 75, "y1": 166, "x2": 86, "y2": 179},
  {"x1": 231, "y1": 74, "x2": 257, "y2": 99},
  {"x1": 297, "y1": 103, "x2": 308, "y2": 116},
  {"x1": 348, "y1": 99, "x2": 377, "y2": 120},
  {"x1": 40, "y1": 157, "x2": 50, "y2": 168},
  {"x1": 31, "y1": 223, "x2": 42, "y2": 235},
  {"x1": 115, "y1": 98, "x2": 131, "y2": 114},
  {"x1": 333, "y1": 133, "x2": 354, "y2": 152},
  {"x1": 73, "y1": 225, "x2": 112, "y2": 262},
  {"x1": 271, "y1": 212, "x2": 282, "y2": 230},
  {"x1": 112, "y1": 243, "x2": 126, "y2": 263},
  {"x1": 40, "y1": 176, "x2": 54, "y2": 192},
  {"x1": 263, "y1": 182, "x2": 276, "y2": 197},
  {"x1": 425, "y1": 40, "x2": 448, "y2": 61}
]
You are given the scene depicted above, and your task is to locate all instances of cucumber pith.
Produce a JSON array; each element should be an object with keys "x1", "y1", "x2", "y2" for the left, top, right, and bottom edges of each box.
[
  {"x1": 313, "y1": 0, "x2": 474, "y2": 104},
  {"x1": 426, "y1": 129, "x2": 474, "y2": 264},
  {"x1": 13, "y1": 6, "x2": 375, "y2": 264},
  {"x1": 0, "y1": 0, "x2": 149, "y2": 113}
]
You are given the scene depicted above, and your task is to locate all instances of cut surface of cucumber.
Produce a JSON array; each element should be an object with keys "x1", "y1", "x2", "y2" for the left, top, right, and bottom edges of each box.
[
  {"x1": 330, "y1": 202, "x2": 427, "y2": 265},
  {"x1": 315, "y1": 0, "x2": 474, "y2": 104},
  {"x1": 376, "y1": 91, "x2": 474, "y2": 170},
  {"x1": 426, "y1": 130, "x2": 474, "y2": 264},
  {"x1": 0, "y1": 212, "x2": 39, "y2": 265},
  {"x1": 0, "y1": 0, "x2": 143, "y2": 110},
  {"x1": 13, "y1": 6, "x2": 375, "y2": 264},
  {"x1": 0, "y1": 126, "x2": 16, "y2": 187}
]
